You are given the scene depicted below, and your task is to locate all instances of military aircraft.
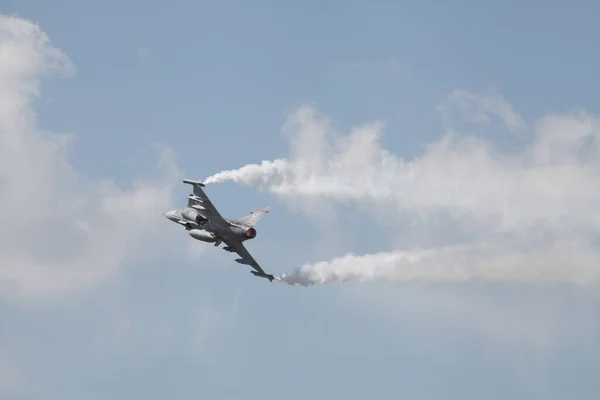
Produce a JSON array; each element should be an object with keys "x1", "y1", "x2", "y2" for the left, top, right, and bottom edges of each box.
[{"x1": 164, "y1": 179, "x2": 275, "y2": 282}]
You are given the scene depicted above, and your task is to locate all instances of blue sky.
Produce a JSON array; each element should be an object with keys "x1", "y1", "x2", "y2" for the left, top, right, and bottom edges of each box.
[{"x1": 1, "y1": 1, "x2": 599, "y2": 399}]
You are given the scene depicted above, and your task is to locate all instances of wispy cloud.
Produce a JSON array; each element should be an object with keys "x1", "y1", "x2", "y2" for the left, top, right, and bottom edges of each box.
[
  {"x1": 343, "y1": 282, "x2": 600, "y2": 352},
  {"x1": 437, "y1": 89, "x2": 528, "y2": 132},
  {"x1": 0, "y1": 15, "x2": 180, "y2": 301}
]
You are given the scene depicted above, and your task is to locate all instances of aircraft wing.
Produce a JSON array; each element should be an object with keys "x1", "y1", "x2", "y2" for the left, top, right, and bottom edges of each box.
[
  {"x1": 182, "y1": 179, "x2": 227, "y2": 225},
  {"x1": 222, "y1": 238, "x2": 274, "y2": 281}
]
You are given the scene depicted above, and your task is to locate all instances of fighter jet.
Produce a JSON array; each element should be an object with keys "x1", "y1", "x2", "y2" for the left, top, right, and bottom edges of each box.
[{"x1": 164, "y1": 179, "x2": 275, "y2": 282}]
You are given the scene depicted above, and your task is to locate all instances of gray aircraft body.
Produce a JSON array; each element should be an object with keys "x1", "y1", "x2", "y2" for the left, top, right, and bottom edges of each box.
[{"x1": 164, "y1": 179, "x2": 275, "y2": 281}]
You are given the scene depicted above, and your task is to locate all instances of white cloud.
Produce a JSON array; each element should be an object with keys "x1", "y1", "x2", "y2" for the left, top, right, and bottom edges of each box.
[
  {"x1": 0, "y1": 15, "x2": 180, "y2": 300},
  {"x1": 437, "y1": 89, "x2": 528, "y2": 132}
]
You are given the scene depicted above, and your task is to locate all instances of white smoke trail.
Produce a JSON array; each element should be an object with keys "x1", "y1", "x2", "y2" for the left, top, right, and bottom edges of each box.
[
  {"x1": 277, "y1": 238, "x2": 600, "y2": 286},
  {"x1": 203, "y1": 102, "x2": 600, "y2": 287},
  {"x1": 203, "y1": 159, "x2": 290, "y2": 187},
  {"x1": 203, "y1": 107, "x2": 600, "y2": 231}
]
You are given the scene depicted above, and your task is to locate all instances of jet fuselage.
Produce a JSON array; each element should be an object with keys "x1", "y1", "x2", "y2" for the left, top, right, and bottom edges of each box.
[{"x1": 164, "y1": 207, "x2": 256, "y2": 247}]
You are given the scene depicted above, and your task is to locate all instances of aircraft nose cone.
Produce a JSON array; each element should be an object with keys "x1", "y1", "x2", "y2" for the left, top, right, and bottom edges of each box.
[{"x1": 164, "y1": 210, "x2": 177, "y2": 221}]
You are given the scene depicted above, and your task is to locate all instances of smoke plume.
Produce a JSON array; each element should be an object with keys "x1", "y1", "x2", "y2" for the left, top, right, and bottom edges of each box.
[
  {"x1": 204, "y1": 101, "x2": 600, "y2": 287},
  {"x1": 204, "y1": 107, "x2": 600, "y2": 231},
  {"x1": 276, "y1": 237, "x2": 600, "y2": 286}
]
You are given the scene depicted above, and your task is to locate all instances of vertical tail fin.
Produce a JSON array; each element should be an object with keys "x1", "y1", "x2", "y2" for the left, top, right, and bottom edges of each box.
[{"x1": 233, "y1": 206, "x2": 271, "y2": 227}]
